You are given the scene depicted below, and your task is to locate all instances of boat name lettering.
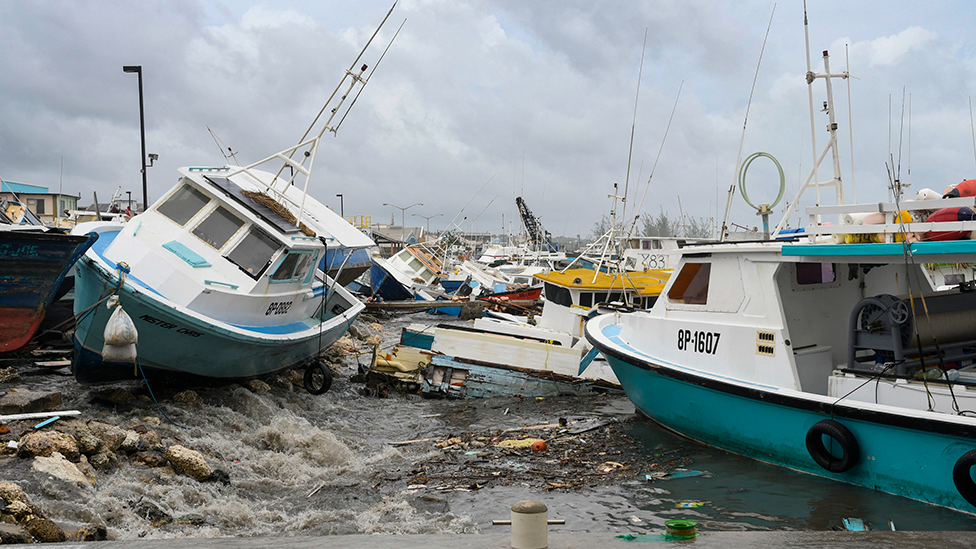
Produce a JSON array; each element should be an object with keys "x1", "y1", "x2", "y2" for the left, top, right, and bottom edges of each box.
[
  {"x1": 638, "y1": 253, "x2": 666, "y2": 269},
  {"x1": 265, "y1": 301, "x2": 293, "y2": 315},
  {"x1": 0, "y1": 244, "x2": 40, "y2": 258},
  {"x1": 677, "y1": 329, "x2": 720, "y2": 354},
  {"x1": 138, "y1": 314, "x2": 202, "y2": 337}
]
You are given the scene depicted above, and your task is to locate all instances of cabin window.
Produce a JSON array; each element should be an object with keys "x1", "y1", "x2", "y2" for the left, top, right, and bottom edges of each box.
[
  {"x1": 667, "y1": 262, "x2": 710, "y2": 304},
  {"x1": 303, "y1": 252, "x2": 320, "y2": 284},
  {"x1": 544, "y1": 282, "x2": 573, "y2": 307},
  {"x1": 408, "y1": 257, "x2": 424, "y2": 272},
  {"x1": 157, "y1": 183, "x2": 210, "y2": 226},
  {"x1": 227, "y1": 228, "x2": 279, "y2": 279},
  {"x1": 796, "y1": 262, "x2": 836, "y2": 285},
  {"x1": 192, "y1": 205, "x2": 244, "y2": 250},
  {"x1": 579, "y1": 292, "x2": 593, "y2": 308},
  {"x1": 271, "y1": 251, "x2": 315, "y2": 283}
]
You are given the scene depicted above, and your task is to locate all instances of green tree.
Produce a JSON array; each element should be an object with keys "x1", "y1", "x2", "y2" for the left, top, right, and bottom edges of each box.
[
  {"x1": 641, "y1": 208, "x2": 678, "y2": 237},
  {"x1": 589, "y1": 215, "x2": 612, "y2": 240}
]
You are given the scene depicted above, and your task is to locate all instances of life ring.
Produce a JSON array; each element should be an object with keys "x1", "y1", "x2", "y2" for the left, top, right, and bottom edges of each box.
[
  {"x1": 303, "y1": 361, "x2": 333, "y2": 395},
  {"x1": 952, "y1": 450, "x2": 976, "y2": 507},
  {"x1": 805, "y1": 419, "x2": 859, "y2": 473}
]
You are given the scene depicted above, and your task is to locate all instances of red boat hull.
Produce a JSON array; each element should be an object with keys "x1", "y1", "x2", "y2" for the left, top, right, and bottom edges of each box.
[{"x1": 0, "y1": 230, "x2": 97, "y2": 352}]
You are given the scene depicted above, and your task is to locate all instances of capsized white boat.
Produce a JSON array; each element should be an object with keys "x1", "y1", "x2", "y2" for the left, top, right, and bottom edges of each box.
[{"x1": 70, "y1": 6, "x2": 401, "y2": 389}]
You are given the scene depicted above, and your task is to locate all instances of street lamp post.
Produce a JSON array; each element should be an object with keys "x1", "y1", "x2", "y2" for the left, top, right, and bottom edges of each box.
[
  {"x1": 336, "y1": 194, "x2": 344, "y2": 217},
  {"x1": 383, "y1": 202, "x2": 422, "y2": 229},
  {"x1": 412, "y1": 212, "x2": 443, "y2": 236},
  {"x1": 122, "y1": 65, "x2": 157, "y2": 211}
]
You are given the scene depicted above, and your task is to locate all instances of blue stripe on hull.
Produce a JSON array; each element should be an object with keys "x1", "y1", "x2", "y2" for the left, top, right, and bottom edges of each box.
[{"x1": 601, "y1": 351, "x2": 976, "y2": 512}]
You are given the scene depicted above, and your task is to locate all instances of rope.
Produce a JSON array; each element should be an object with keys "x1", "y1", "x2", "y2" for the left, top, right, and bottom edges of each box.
[{"x1": 136, "y1": 357, "x2": 186, "y2": 429}]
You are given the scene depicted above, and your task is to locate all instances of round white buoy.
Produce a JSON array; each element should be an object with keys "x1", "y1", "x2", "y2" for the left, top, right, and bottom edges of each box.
[{"x1": 511, "y1": 500, "x2": 548, "y2": 549}]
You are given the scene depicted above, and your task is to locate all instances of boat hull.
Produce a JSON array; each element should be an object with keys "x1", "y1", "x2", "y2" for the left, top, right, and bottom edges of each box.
[
  {"x1": 0, "y1": 230, "x2": 97, "y2": 352},
  {"x1": 369, "y1": 261, "x2": 414, "y2": 301},
  {"x1": 72, "y1": 239, "x2": 360, "y2": 384},
  {"x1": 587, "y1": 317, "x2": 976, "y2": 513},
  {"x1": 324, "y1": 247, "x2": 371, "y2": 286}
]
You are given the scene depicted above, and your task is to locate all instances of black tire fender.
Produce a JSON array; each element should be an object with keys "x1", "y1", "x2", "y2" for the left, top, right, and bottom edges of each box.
[
  {"x1": 805, "y1": 419, "x2": 859, "y2": 473},
  {"x1": 303, "y1": 361, "x2": 333, "y2": 395},
  {"x1": 952, "y1": 450, "x2": 976, "y2": 508}
]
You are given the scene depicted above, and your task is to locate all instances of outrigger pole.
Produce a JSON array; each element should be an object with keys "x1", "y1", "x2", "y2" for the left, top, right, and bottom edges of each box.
[{"x1": 227, "y1": 2, "x2": 404, "y2": 235}]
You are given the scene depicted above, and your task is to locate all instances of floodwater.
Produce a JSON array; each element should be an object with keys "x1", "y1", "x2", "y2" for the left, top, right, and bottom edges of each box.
[{"x1": 3, "y1": 311, "x2": 975, "y2": 540}]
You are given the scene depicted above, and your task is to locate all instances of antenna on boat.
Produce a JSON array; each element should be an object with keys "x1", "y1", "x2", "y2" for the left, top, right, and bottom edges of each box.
[
  {"x1": 620, "y1": 28, "x2": 648, "y2": 238},
  {"x1": 845, "y1": 44, "x2": 857, "y2": 203},
  {"x1": 970, "y1": 97, "x2": 976, "y2": 170},
  {"x1": 207, "y1": 126, "x2": 240, "y2": 166},
  {"x1": 770, "y1": 2, "x2": 848, "y2": 236},
  {"x1": 719, "y1": 3, "x2": 775, "y2": 242}
]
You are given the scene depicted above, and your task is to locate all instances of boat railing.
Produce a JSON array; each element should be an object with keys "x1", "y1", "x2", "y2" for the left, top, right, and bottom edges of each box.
[{"x1": 799, "y1": 197, "x2": 976, "y2": 241}]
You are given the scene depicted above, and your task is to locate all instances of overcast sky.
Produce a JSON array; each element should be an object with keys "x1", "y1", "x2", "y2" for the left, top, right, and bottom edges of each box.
[{"x1": 3, "y1": 1, "x2": 976, "y2": 239}]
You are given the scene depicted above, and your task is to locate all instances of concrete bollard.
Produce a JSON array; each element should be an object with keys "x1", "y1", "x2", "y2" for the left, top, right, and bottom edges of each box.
[{"x1": 511, "y1": 500, "x2": 548, "y2": 549}]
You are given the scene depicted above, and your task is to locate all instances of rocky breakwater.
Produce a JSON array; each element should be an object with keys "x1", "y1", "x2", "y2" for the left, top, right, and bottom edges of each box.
[
  {"x1": 0, "y1": 319, "x2": 385, "y2": 541},
  {"x1": 0, "y1": 403, "x2": 230, "y2": 542}
]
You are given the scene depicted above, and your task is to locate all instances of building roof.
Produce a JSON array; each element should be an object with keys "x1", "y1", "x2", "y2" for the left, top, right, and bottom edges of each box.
[{"x1": 1, "y1": 181, "x2": 49, "y2": 194}]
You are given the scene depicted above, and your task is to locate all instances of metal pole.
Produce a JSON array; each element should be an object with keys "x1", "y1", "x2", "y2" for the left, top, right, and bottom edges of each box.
[{"x1": 123, "y1": 65, "x2": 148, "y2": 210}]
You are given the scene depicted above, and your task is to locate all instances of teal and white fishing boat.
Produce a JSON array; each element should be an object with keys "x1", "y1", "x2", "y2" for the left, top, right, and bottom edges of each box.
[
  {"x1": 586, "y1": 16, "x2": 976, "y2": 513},
  {"x1": 70, "y1": 6, "x2": 400, "y2": 388}
]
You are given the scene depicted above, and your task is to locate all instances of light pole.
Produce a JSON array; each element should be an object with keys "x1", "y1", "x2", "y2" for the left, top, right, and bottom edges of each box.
[
  {"x1": 383, "y1": 202, "x2": 422, "y2": 229},
  {"x1": 123, "y1": 65, "x2": 157, "y2": 211},
  {"x1": 412, "y1": 212, "x2": 443, "y2": 236},
  {"x1": 336, "y1": 194, "x2": 344, "y2": 217}
]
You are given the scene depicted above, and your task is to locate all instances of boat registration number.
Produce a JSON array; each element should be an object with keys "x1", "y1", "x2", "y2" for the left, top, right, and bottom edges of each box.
[
  {"x1": 677, "y1": 330, "x2": 720, "y2": 354},
  {"x1": 637, "y1": 253, "x2": 667, "y2": 269},
  {"x1": 265, "y1": 301, "x2": 293, "y2": 315}
]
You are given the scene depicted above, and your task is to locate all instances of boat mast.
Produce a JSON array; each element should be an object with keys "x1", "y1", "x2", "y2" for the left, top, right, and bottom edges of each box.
[{"x1": 772, "y1": 3, "x2": 847, "y2": 235}]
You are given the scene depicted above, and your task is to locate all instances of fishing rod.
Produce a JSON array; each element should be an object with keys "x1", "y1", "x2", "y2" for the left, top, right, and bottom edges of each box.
[
  {"x1": 619, "y1": 28, "x2": 648, "y2": 234},
  {"x1": 623, "y1": 81, "x2": 683, "y2": 243}
]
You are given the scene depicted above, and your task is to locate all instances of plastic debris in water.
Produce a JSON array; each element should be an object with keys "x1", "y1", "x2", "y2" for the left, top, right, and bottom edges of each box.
[{"x1": 675, "y1": 501, "x2": 705, "y2": 508}]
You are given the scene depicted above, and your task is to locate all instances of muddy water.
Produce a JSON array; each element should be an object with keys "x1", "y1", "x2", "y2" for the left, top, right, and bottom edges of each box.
[{"x1": 4, "y1": 312, "x2": 975, "y2": 540}]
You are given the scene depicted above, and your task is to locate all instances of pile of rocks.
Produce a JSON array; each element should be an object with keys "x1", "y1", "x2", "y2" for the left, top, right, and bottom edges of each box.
[
  {"x1": 0, "y1": 391, "x2": 230, "y2": 542},
  {"x1": 0, "y1": 481, "x2": 104, "y2": 543}
]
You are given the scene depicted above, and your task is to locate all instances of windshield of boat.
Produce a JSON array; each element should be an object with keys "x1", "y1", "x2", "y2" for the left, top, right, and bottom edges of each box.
[
  {"x1": 192, "y1": 205, "x2": 244, "y2": 250},
  {"x1": 226, "y1": 227, "x2": 280, "y2": 279},
  {"x1": 157, "y1": 182, "x2": 210, "y2": 226},
  {"x1": 270, "y1": 250, "x2": 316, "y2": 283}
]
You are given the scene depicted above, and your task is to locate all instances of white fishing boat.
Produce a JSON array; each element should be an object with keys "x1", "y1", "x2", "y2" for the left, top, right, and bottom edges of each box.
[
  {"x1": 405, "y1": 266, "x2": 669, "y2": 389},
  {"x1": 70, "y1": 6, "x2": 401, "y2": 389},
  {"x1": 585, "y1": 17, "x2": 976, "y2": 513},
  {"x1": 369, "y1": 242, "x2": 446, "y2": 301}
]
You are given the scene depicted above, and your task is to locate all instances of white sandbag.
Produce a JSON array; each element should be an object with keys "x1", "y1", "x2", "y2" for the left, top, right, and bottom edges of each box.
[
  {"x1": 101, "y1": 343, "x2": 138, "y2": 363},
  {"x1": 103, "y1": 305, "x2": 138, "y2": 346}
]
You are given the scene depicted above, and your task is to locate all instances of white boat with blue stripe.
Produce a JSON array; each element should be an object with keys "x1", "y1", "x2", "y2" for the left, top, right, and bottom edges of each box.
[
  {"x1": 586, "y1": 15, "x2": 976, "y2": 514},
  {"x1": 70, "y1": 7, "x2": 399, "y2": 387}
]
